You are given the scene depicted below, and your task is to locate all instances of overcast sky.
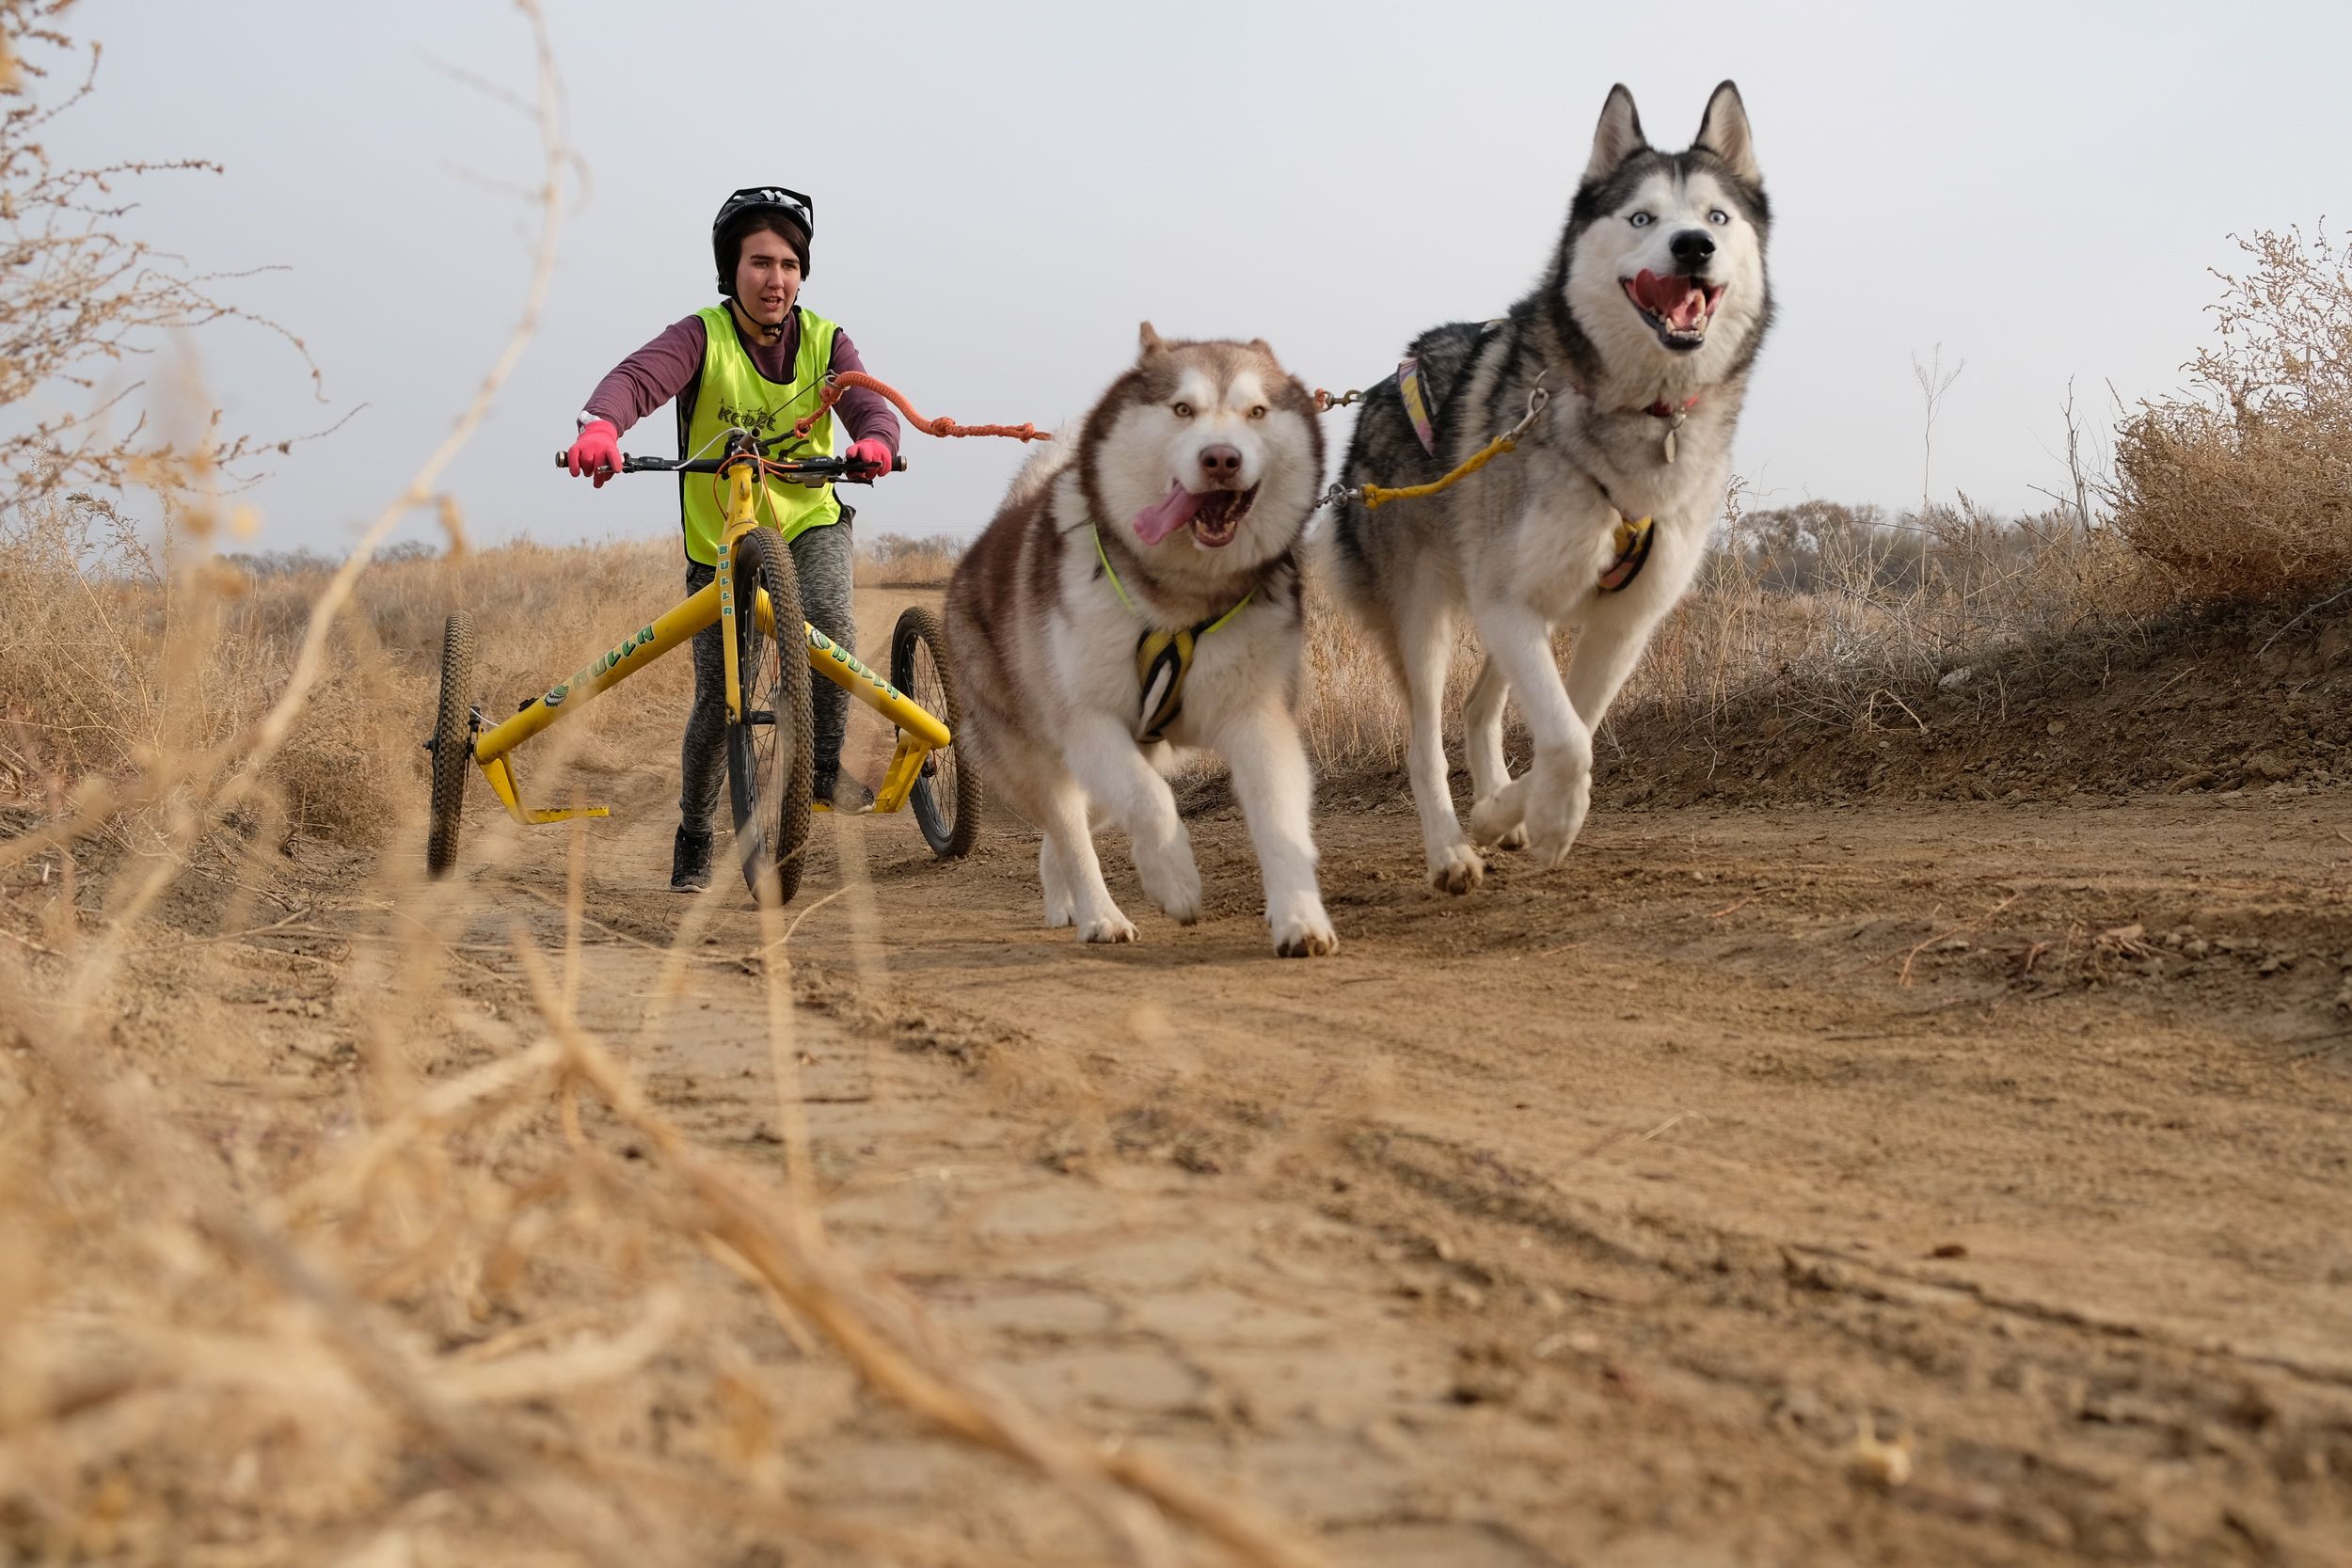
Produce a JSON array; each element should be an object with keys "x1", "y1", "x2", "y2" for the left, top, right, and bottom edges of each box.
[{"x1": 46, "y1": 0, "x2": 2352, "y2": 556}]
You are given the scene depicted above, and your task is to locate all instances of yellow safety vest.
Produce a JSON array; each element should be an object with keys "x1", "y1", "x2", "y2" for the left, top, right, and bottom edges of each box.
[{"x1": 675, "y1": 303, "x2": 840, "y2": 565}]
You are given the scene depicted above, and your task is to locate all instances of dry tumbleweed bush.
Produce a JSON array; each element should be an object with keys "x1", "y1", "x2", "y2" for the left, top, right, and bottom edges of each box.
[{"x1": 2113, "y1": 225, "x2": 2352, "y2": 603}]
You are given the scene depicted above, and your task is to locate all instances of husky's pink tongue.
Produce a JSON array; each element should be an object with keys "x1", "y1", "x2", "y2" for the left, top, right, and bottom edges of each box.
[{"x1": 1134, "y1": 482, "x2": 1201, "y2": 546}]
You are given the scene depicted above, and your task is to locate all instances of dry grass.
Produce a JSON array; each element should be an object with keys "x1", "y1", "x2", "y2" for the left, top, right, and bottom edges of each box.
[
  {"x1": 4, "y1": 491, "x2": 1333, "y2": 1561},
  {"x1": 854, "y1": 531, "x2": 962, "y2": 590},
  {"x1": 1602, "y1": 493, "x2": 2164, "y2": 748},
  {"x1": 2112, "y1": 225, "x2": 2352, "y2": 603},
  {"x1": 0, "y1": 498, "x2": 687, "y2": 845},
  {"x1": 1293, "y1": 494, "x2": 2164, "y2": 776}
]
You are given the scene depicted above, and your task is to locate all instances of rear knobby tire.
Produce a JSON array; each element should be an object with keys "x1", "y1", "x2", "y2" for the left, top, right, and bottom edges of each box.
[
  {"x1": 890, "y1": 604, "x2": 981, "y2": 859},
  {"x1": 727, "y1": 530, "x2": 815, "y2": 906},
  {"x1": 427, "y1": 611, "x2": 477, "y2": 879}
]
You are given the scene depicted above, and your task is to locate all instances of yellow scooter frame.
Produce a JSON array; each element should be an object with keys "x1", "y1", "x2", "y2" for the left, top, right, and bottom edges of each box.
[{"x1": 466, "y1": 436, "x2": 948, "y2": 827}]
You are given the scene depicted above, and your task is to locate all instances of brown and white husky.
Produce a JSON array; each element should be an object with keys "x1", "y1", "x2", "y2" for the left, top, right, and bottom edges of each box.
[{"x1": 946, "y1": 325, "x2": 1336, "y2": 957}]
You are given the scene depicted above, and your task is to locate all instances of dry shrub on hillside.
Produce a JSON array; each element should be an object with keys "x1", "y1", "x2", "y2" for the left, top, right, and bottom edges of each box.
[
  {"x1": 1620, "y1": 494, "x2": 2153, "y2": 741},
  {"x1": 2113, "y1": 225, "x2": 2352, "y2": 603},
  {"x1": 1295, "y1": 491, "x2": 2151, "y2": 774}
]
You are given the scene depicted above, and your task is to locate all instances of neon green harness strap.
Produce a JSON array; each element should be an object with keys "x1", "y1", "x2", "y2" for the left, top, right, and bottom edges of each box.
[{"x1": 1089, "y1": 526, "x2": 1253, "y2": 743}]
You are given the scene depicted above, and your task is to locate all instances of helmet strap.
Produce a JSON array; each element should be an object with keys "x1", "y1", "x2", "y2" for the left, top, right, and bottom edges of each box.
[{"x1": 727, "y1": 294, "x2": 789, "y2": 346}]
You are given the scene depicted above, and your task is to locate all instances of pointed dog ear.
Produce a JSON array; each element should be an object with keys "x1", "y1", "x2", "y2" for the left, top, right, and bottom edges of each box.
[
  {"x1": 1693, "y1": 80, "x2": 1760, "y2": 184},
  {"x1": 1137, "y1": 321, "x2": 1166, "y2": 358},
  {"x1": 1584, "y1": 84, "x2": 1647, "y2": 182}
]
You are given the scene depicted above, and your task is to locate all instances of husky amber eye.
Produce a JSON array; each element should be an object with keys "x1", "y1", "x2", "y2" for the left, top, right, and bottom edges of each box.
[
  {"x1": 1708, "y1": 209, "x2": 1730, "y2": 226},
  {"x1": 1629, "y1": 212, "x2": 1653, "y2": 228},
  {"x1": 1172, "y1": 402, "x2": 1194, "y2": 419},
  {"x1": 1248, "y1": 404, "x2": 1267, "y2": 420}
]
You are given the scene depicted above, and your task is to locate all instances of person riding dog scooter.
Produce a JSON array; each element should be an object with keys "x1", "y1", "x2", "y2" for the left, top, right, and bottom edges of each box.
[{"x1": 562, "y1": 185, "x2": 901, "y2": 891}]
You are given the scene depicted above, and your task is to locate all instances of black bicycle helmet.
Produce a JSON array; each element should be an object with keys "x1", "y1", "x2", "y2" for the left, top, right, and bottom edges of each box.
[{"x1": 712, "y1": 185, "x2": 816, "y2": 292}]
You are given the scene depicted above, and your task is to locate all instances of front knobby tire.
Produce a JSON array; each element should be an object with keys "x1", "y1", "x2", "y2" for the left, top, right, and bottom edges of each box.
[
  {"x1": 426, "y1": 611, "x2": 478, "y2": 879},
  {"x1": 727, "y1": 531, "x2": 815, "y2": 905},
  {"x1": 890, "y1": 605, "x2": 981, "y2": 859}
]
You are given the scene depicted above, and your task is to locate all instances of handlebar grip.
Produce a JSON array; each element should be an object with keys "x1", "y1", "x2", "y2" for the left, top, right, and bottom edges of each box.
[
  {"x1": 554, "y1": 450, "x2": 664, "y2": 474},
  {"x1": 893, "y1": 455, "x2": 908, "y2": 473}
]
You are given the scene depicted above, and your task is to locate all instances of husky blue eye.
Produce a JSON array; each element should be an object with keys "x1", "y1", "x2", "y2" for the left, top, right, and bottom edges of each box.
[
  {"x1": 1629, "y1": 213, "x2": 1653, "y2": 228},
  {"x1": 1708, "y1": 209, "x2": 1730, "y2": 226}
]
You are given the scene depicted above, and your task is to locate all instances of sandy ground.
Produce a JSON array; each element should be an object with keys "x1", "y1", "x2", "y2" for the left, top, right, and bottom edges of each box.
[{"x1": 26, "y1": 586, "x2": 2352, "y2": 1566}]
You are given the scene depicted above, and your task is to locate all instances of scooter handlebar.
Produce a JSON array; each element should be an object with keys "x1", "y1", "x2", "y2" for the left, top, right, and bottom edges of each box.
[{"x1": 551, "y1": 451, "x2": 907, "y2": 477}]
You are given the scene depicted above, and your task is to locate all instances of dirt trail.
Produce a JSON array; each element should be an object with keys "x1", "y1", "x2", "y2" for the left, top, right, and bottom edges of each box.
[
  {"x1": 333, "y1": 579, "x2": 2352, "y2": 1567},
  {"x1": 67, "y1": 579, "x2": 2345, "y2": 1566}
]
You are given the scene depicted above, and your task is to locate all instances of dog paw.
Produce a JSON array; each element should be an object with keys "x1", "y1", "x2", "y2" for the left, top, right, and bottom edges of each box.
[
  {"x1": 1270, "y1": 895, "x2": 1338, "y2": 958},
  {"x1": 1526, "y1": 788, "x2": 1588, "y2": 869},
  {"x1": 1136, "y1": 846, "x2": 1202, "y2": 925},
  {"x1": 1279, "y1": 907, "x2": 1336, "y2": 958},
  {"x1": 1475, "y1": 753, "x2": 1586, "y2": 854},
  {"x1": 1425, "y1": 843, "x2": 1486, "y2": 895},
  {"x1": 1079, "y1": 911, "x2": 1139, "y2": 944},
  {"x1": 1467, "y1": 790, "x2": 1525, "y2": 849},
  {"x1": 1523, "y1": 819, "x2": 1584, "y2": 869},
  {"x1": 1043, "y1": 902, "x2": 1074, "y2": 929}
]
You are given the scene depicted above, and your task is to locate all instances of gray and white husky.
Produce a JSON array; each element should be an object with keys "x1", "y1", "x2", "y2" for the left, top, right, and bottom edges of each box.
[
  {"x1": 946, "y1": 325, "x2": 1337, "y2": 957},
  {"x1": 1327, "y1": 81, "x2": 1773, "y2": 893}
]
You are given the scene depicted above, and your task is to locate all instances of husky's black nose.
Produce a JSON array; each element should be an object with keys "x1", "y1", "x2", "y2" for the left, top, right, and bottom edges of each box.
[
  {"x1": 1199, "y1": 444, "x2": 1245, "y2": 483},
  {"x1": 1669, "y1": 229, "x2": 1716, "y2": 269}
]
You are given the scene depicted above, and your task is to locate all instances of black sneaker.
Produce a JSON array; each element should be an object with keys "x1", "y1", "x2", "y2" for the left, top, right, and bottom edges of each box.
[
  {"x1": 811, "y1": 768, "x2": 876, "y2": 815},
  {"x1": 670, "y1": 825, "x2": 714, "y2": 891}
]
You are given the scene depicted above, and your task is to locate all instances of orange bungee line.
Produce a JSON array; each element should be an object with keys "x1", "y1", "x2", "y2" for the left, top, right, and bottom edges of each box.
[{"x1": 793, "y1": 372, "x2": 1052, "y2": 443}]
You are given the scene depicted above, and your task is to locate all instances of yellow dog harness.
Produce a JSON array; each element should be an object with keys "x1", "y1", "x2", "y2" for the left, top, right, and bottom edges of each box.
[{"x1": 1089, "y1": 526, "x2": 1254, "y2": 744}]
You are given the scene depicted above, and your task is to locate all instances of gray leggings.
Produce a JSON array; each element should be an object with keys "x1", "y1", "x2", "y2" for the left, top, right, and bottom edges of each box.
[{"x1": 679, "y1": 516, "x2": 856, "y2": 830}]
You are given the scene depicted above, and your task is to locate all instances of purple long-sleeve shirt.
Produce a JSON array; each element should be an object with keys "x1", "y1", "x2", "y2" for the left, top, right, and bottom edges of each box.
[{"x1": 583, "y1": 307, "x2": 902, "y2": 457}]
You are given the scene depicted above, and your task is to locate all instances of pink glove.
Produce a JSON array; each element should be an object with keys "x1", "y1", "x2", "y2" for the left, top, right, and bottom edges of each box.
[
  {"x1": 844, "y1": 437, "x2": 894, "y2": 483},
  {"x1": 565, "y1": 420, "x2": 621, "y2": 487}
]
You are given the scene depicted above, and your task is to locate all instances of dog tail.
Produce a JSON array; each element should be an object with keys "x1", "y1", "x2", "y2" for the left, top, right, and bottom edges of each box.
[{"x1": 998, "y1": 423, "x2": 1080, "y2": 511}]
